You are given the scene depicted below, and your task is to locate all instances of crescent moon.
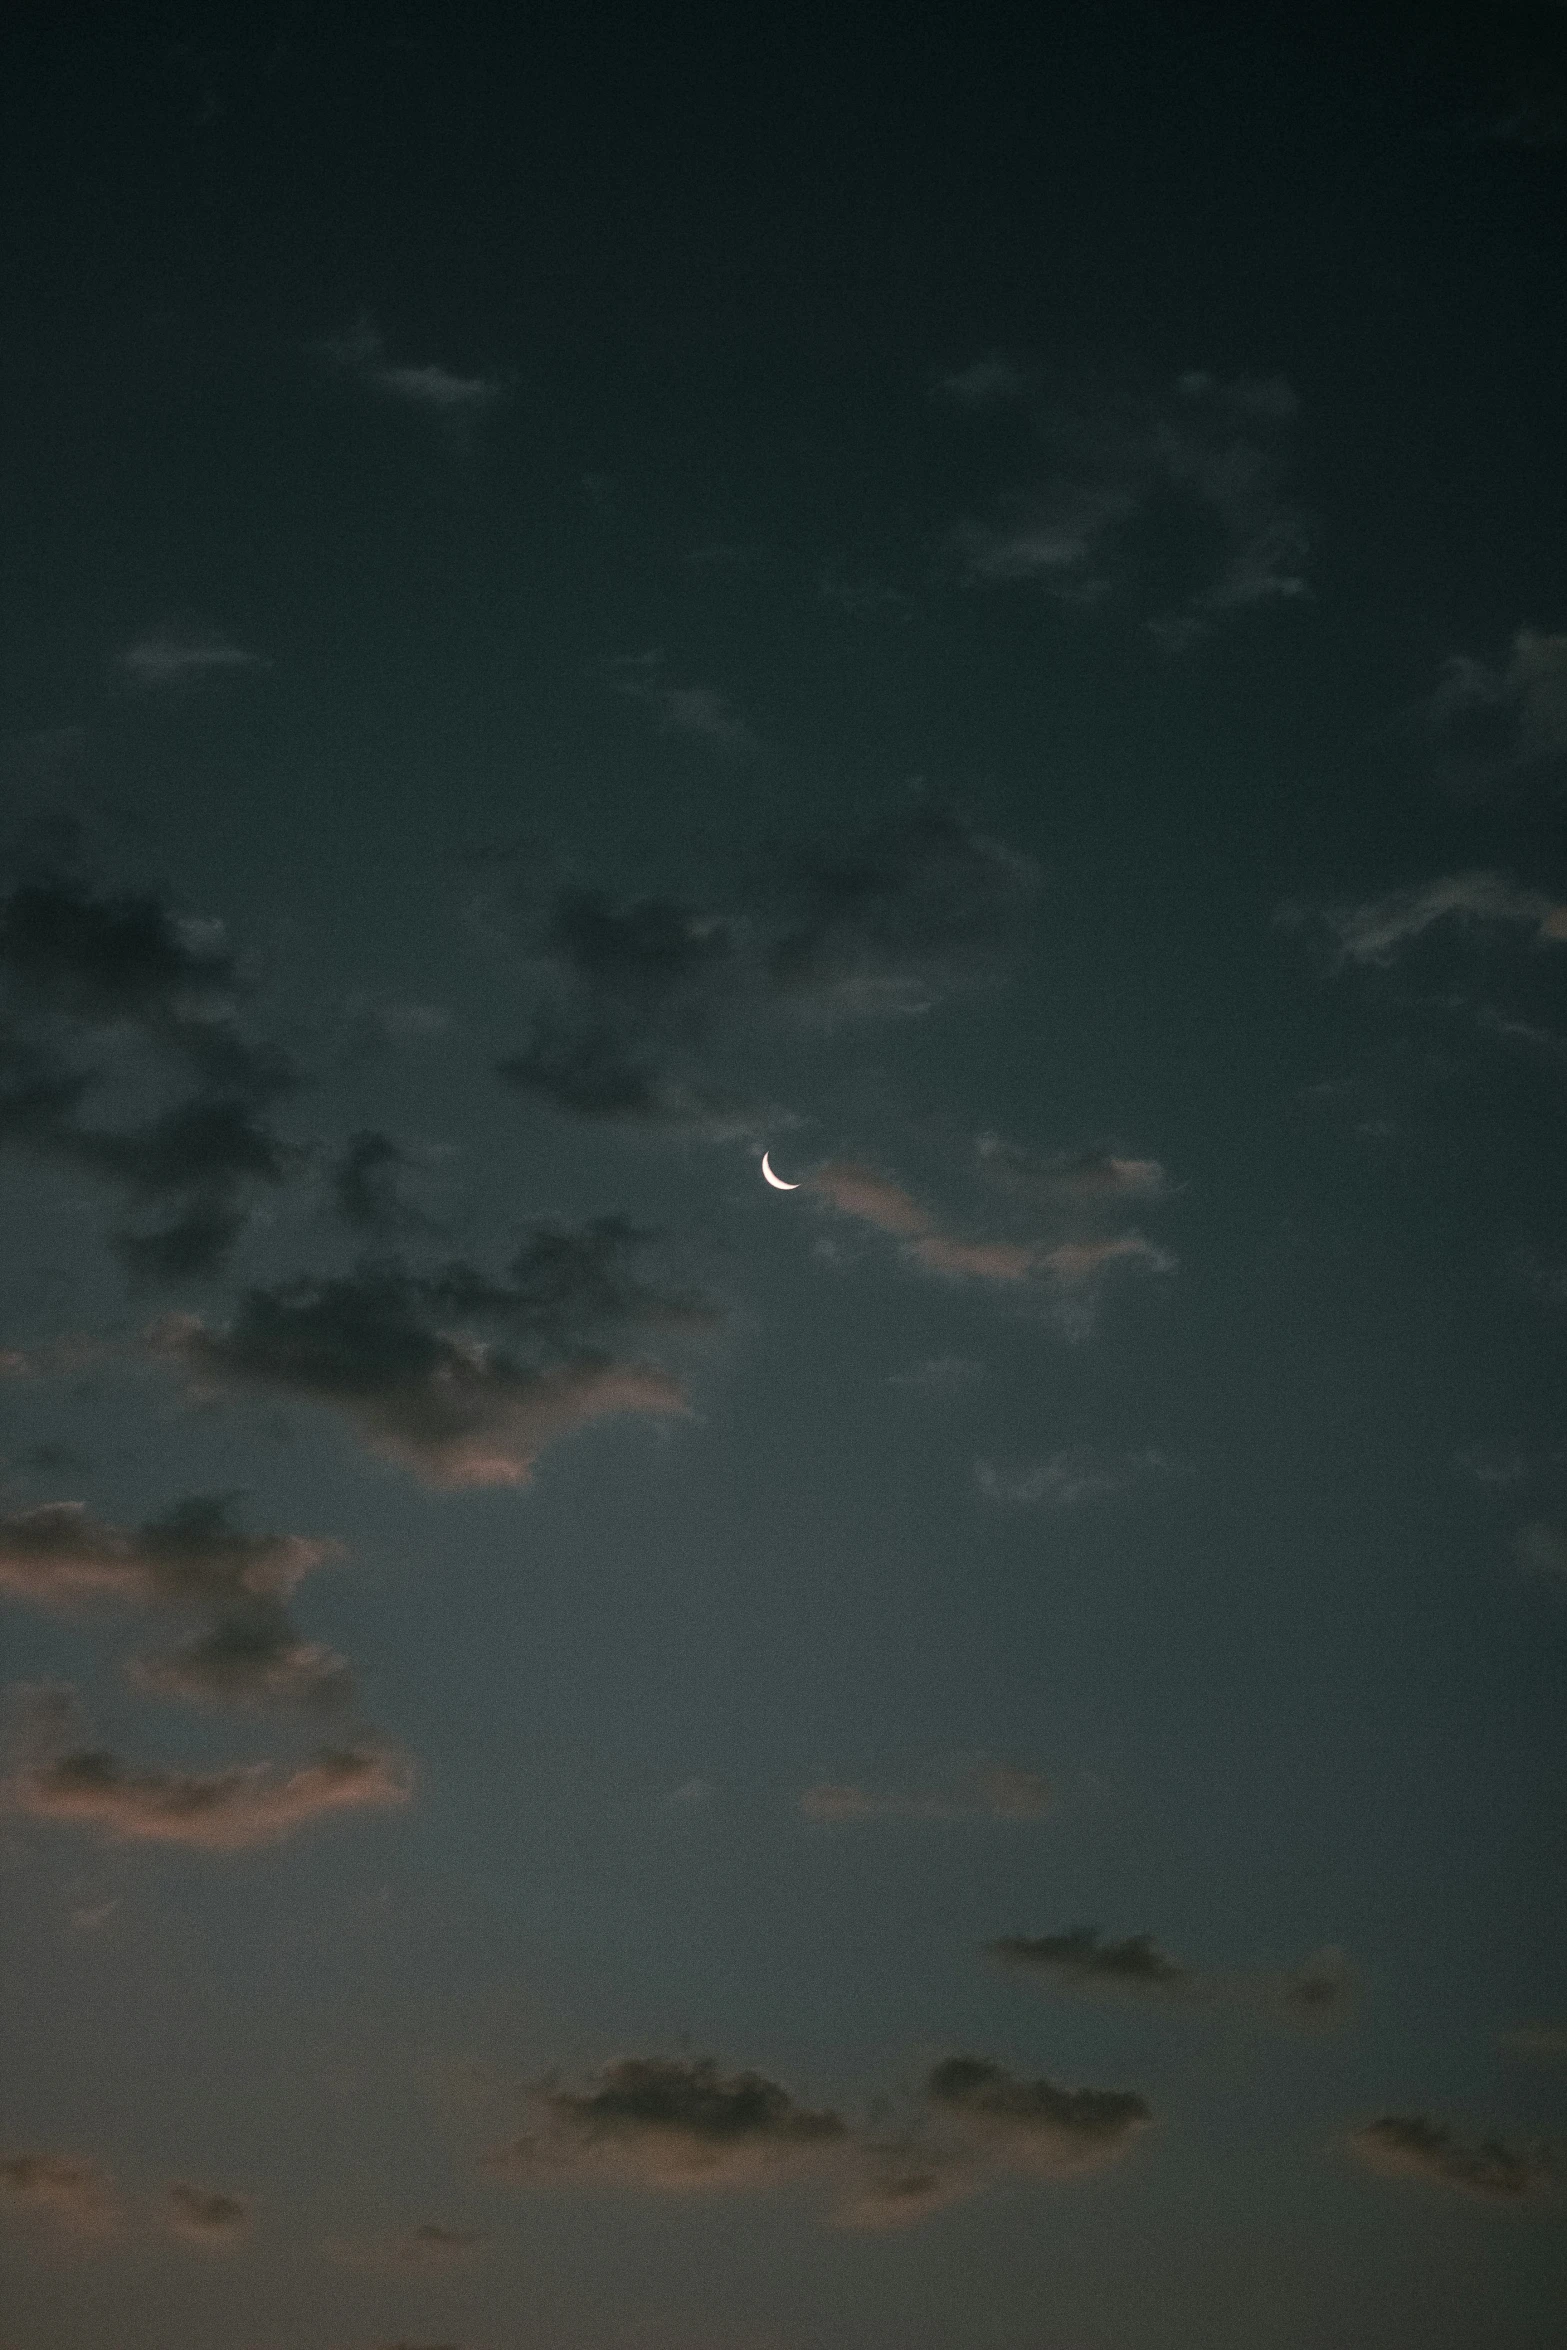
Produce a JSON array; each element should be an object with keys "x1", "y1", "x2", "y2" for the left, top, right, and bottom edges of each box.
[{"x1": 760, "y1": 1151, "x2": 800, "y2": 1191}]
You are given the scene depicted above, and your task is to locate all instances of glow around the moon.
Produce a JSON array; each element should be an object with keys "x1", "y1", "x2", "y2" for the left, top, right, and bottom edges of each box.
[{"x1": 760, "y1": 1151, "x2": 800, "y2": 1191}]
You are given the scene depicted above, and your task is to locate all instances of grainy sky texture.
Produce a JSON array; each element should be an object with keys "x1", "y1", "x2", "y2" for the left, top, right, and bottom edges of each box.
[{"x1": 2, "y1": 7, "x2": 1566, "y2": 2347}]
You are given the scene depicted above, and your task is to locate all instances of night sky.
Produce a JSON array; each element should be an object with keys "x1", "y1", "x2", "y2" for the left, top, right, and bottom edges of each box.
[{"x1": 2, "y1": 8, "x2": 1566, "y2": 2348}]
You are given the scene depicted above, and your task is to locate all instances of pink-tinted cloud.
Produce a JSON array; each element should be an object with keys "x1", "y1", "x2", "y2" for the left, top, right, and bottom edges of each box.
[
  {"x1": 9, "y1": 1743, "x2": 409, "y2": 1850},
  {"x1": 809, "y1": 1163, "x2": 933, "y2": 1237},
  {"x1": 0, "y1": 1498, "x2": 336, "y2": 1613},
  {"x1": 910, "y1": 1234, "x2": 1036, "y2": 1282},
  {"x1": 800, "y1": 1760, "x2": 1050, "y2": 1823},
  {"x1": 157, "y1": 1305, "x2": 687, "y2": 1490}
]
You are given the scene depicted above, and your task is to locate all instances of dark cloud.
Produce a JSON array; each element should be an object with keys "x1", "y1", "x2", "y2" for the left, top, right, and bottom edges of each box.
[
  {"x1": 0, "y1": 1495, "x2": 338, "y2": 1613},
  {"x1": 165, "y1": 2182, "x2": 253, "y2": 2245},
  {"x1": 990, "y1": 1927, "x2": 1193, "y2": 1994},
  {"x1": 154, "y1": 1247, "x2": 702, "y2": 1487},
  {"x1": 492, "y1": 803, "x2": 1037, "y2": 1131},
  {"x1": 949, "y1": 369, "x2": 1309, "y2": 648},
  {"x1": 1285, "y1": 871, "x2": 1567, "y2": 967},
  {"x1": 0, "y1": 877, "x2": 298, "y2": 1276},
  {"x1": 331, "y1": 1131, "x2": 427, "y2": 1234},
  {"x1": 1347, "y1": 2114, "x2": 1555, "y2": 2201},
  {"x1": 990, "y1": 1928, "x2": 1354, "y2": 2027},
  {"x1": 130, "y1": 1613, "x2": 354, "y2": 1713},
  {"x1": 8, "y1": 1740, "x2": 409, "y2": 1850},
  {"x1": 479, "y1": 2056, "x2": 847, "y2": 2188},
  {"x1": 0, "y1": 878, "x2": 238, "y2": 1034},
  {"x1": 800, "y1": 1760, "x2": 1050, "y2": 1823},
  {"x1": 925, "y1": 2056, "x2": 1151, "y2": 2175},
  {"x1": 326, "y1": 2221, "x2": 485, "y2": 2272},
  {"x1": 0, "y1": 2151, "x2": 122, "y2": 2239}
]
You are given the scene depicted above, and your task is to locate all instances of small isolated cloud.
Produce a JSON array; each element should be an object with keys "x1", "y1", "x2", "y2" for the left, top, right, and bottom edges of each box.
[
  {"x1": 326, "y1": 2222, "x2": 485, "y2": 2272},
  {"x1": 991, "y1": 1928, "x2": 1354, "y2": 2028},
  {"x1": 990, "y1": 1927, "x2": 1193, "y2": 1995},
  {"x1": 800, "y1": 1760, "x2": 1050, "y2": 1824},
  {"x1": 1424, "y1": 628, "x2": 1567, "y2": 797},
  {"x1": 925, "y1": 2055, "x2": 1150, "y2": 2177},
  {"x1": 322, "y1": 317, "x2": 503, "y2": 416},
  {"x1": 166, "y1": 2182, "x2": 252, "y2": 2247},
  {"x1": 1500, "y1": 2024, "x2": 1567, "y2": 2061},
  {"x1": 1454, "y1": 1443, "x2": 1530, "y2": 1487},
  {"x1": 932, "y1": 357, "x2": 1031, "y2": 407},
  {"x1": 888, "y1": 1355, "x2": 985, "y2": 1391},
  {"x1": 977, "y1": 1137, "x2": 1168, "y2": 1205},
  {"x1": 833, "y1": 2145, "x2": 980, "y2": 2230},
  {"x1": 0, "y1": 2152, "x2": 122, "y2": 2239},
  {"x1": 608, "y1": 656, "x2": 760, "y2": 755},
  {"x1": 8, "y1": 1741, "x2": 409, "y2": 1850},
  {"x1": 1517, "y1": 1522, "x2": 1567, "y2": 1585},
  {"x1": 1347, "y1": 2115, "x2": 1555, "y2": 2203},
  {"x1": 1285, "y1": 871, "x2": 1567, "y2": 968},
  {"x1": 479, "y1": 2056, "x2": 847, "y2": 2190},
  {"x1": 153, "y1": 1241, "x2": 703, "y2": 1488},
  {"x1": 117, "y1": 632, "x2": 270, "y2": 691},
  {"x1": 975, "y1": 1446, "x2": 1184, "y2": 1507}
]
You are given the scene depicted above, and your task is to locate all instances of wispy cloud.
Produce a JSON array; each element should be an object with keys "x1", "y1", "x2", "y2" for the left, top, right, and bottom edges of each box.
[
  {"x1": 948, "y1": 368, "x2": 1309, "y2": 646},
  {"x1": 1499, "y1": 2022, "x2": 1567, "y2": 2061},
  {"x1": 810, "y1": 1153, "x2": 1174, "y2": 1332},
  {"x1": 1517, "y1": 1522, "x2": 1567, "y2": 1586},
  {"x1": 116, "y1": 632, "x2": 270, "y2": 691},
  {"x1": 321, "y1": 317, "x2": 503, "y2": 416},
  {"x1": 1347, "y1": 2115, "x2": 1555, "y2": 2202},
  {"x1": 799, "y1": 1760, "x2": 1050, "y2": 1823},
  {"x1": 607, "y1": 654, "x2": 761, "y2": 755},
  {"x1": 1423, "y1": 627, "x2": 1567, "y2": 797},
  {"x1": 1282, "y1": 871, "x2": 1567, "y2": 968},
  {"x1": 975, "y1": 1446, "x2": 1185, "y2": 1507},
  {"x1": 931, "y1": 357, "x2": 1031, "y2": 408}
]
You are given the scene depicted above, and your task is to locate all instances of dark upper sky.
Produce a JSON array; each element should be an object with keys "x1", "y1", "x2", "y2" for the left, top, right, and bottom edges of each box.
[{"x1": 2, "y1": 7, "x2": 1565, "y2": 2348}]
